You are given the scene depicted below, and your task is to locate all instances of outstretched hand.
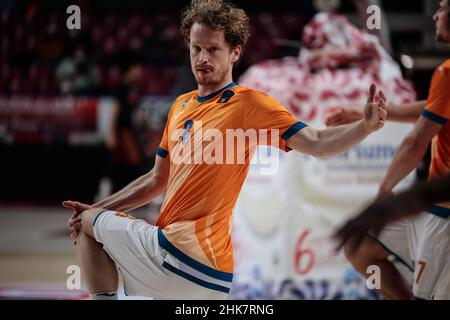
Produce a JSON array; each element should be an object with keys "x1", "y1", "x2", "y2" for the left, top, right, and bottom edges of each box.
[
  {"x1": 363, "y1": 84, "x2": 387, "y2": 133},
  {"x1": 325, "y1": 107, "x2": 364, "y2": 127},
  {"x1": 63, "y1": 200, "x2": 92, "y2": 240}
]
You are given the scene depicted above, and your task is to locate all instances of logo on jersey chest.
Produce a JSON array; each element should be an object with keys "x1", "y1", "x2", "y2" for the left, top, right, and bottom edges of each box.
[{"x1": 218, "y1": 90, "x2": 235, "y2": 103}]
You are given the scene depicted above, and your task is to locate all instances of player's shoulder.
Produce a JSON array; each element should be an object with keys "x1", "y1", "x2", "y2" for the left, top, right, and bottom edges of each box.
[
  {"x1": 234, "y1": 85, "x2": 272, "y2": 101},
  {"x1": 437, "y1": 58, "x2": 450, "y2": 76},
  {"x1": 442, "y1": 58, "x2": 450, "y2": 69},
  {"x1": 173, "y1": 90, "x2": 197, "y2": 106}
]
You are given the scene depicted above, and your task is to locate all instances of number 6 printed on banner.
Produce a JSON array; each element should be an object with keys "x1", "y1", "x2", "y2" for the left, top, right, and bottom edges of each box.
[{"x1": 294, "y1": 229, "x2": 315, "y2": 275}]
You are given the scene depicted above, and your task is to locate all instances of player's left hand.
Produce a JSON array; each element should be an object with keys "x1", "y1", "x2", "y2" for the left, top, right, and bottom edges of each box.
[
  {"x1": 363, "y1": 84, "x2": 387, "y2": 133},
  {"x1": 325, "y1": 107, "x2": 364, "y2": 127}
]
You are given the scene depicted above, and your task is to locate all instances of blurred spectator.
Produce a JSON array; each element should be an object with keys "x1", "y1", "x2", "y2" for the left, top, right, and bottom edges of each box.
[
  {"x1": 106, "y1": 61, "x2": 146, "y2": 193},
  {"x1": 56, "y1": 45, "x2": 99, "y2": 95}
]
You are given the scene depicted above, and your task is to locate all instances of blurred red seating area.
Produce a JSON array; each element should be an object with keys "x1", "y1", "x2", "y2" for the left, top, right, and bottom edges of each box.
[{"x1": 0, "y1": 9, "x2": 304, "y2": 96}]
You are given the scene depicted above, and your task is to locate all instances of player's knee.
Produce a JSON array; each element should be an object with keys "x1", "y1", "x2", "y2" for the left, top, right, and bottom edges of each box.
[
  {"x1": 80, "y1": 208, "x2": 102, "y2": 224},
  {"x1": 80, "y1": 208, "x2": 104, "y2": 237}
]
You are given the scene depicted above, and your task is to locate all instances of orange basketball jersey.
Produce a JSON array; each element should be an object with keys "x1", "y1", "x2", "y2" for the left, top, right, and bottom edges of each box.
[
  {"x1": 154, "y1": 82, "x2": 306, "y2": 292},
  {"x1": 422, "y1": 58, "x2": 450, "y2": 218}
]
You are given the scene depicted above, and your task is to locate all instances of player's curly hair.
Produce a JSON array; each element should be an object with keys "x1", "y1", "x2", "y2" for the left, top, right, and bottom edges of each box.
[{"x1": 180, "y1": 0, "x2": 250, "y2": 49}]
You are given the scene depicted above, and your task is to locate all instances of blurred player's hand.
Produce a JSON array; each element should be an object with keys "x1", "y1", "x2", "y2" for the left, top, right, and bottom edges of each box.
[
  {"x1": 332, "y1": 199, "x2": 392, "y2": 253},
  {"x1": 376, "y1": 188, "x2": 394, "y2": 200},
  {"x1": 363, "y1": 84, "x2": 387, "y2": 133},
  {"x1": 63, "y1": 200, "x2": 92, "y2": 240},
  {"x1": 325, "y1": 107, "x2": 364, "y2": 126}
]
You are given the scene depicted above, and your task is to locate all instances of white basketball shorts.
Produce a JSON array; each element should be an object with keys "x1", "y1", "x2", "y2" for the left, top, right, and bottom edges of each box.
[{"x1": 92, "y1": 210, "x2": 230, "y2": 300}]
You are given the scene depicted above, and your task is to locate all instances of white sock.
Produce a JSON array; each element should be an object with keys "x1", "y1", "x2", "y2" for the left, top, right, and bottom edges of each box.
[{"x1": 90, "y1": 291, "x2": 118, "y2": 300}]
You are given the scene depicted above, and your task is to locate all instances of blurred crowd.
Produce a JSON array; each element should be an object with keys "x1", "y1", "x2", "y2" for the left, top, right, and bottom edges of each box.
[{"x1": 0, "y1": 2, "x2": 305, "y2": 97}]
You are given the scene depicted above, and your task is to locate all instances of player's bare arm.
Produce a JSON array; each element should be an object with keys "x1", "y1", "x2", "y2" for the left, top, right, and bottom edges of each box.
[
  {"x1": 325, "y1": 100, "x2": 425, "y2": 127},
  {"x1": 378, "y1": 117, "x2": 444, "y2": 197},
  {"x1": 64, "y1": 154, "x2": 170, "y2": 237},
  {"x1": 287, "y1": 84, "x2": 387, "y2": 158},
  {"x1": 384, "y1": 100, "x2": 426, "y2": 122}
]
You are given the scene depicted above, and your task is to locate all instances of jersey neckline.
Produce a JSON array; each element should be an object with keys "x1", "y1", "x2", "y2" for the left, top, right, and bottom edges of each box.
[{"x1": 196, "y1": 82, "x2": 238, "y2": 102}]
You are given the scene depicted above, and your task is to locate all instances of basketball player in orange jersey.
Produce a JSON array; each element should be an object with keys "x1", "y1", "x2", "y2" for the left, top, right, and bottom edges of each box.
[
  {"x1": 335, "y1": 0, "x2": 450, "y2": 300},
  {"x1": 63, "y1": 0, "x2": 387, "y2": 300}
]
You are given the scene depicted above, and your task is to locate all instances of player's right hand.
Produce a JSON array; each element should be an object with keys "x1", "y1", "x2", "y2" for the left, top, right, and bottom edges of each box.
[
  {"x1": 363, "y1": 84, "x2": 387, "y2": 133},
  {"x1": 63, "y1": 200, "x2": 92, "y2": 240}
]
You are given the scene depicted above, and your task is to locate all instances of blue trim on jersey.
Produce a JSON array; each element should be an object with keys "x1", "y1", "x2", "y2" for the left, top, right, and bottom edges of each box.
[
  {"x1": 282, "y1": 121, "x2": 308, "y2": 141},
  {"x1": 157, "y1": 228, "x2": 233, "y2": 282},
  {"x1": 422, "y1": 110, "x2": 448, "y2": 125},
  {"x1": 196, "y1": 82, "x2": 238, "y2": 102},
  {"x1": 156, "y1": 147, "x2": 168, "y2": 158},
  {"x1": 426, "y1": 205, "x2": 450, "y2": 219},
  {"x1": 162, "y1": 261, "x2": 230, "y2": 294}
]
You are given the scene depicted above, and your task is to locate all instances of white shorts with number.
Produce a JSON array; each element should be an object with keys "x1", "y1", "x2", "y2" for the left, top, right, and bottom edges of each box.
[
  {"x1": 406, "y1": 212, "x2": 450, "y2": 300},
  {"x1": 92, "y1": 210, "x2": 229, "y2": 300},
  {"x1": 375, "y1": 214, "x2": 450, "y2": 299}
]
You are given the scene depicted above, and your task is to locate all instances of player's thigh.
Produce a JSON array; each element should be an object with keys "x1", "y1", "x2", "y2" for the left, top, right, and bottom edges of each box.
[{"x1": 91, "y1": 210, "x2": 174, "y2": 298}]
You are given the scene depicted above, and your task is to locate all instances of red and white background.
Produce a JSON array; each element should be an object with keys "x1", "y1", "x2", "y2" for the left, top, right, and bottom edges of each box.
[{"x1": 229, "y1": 13, "x2": 417, "y2": 299}]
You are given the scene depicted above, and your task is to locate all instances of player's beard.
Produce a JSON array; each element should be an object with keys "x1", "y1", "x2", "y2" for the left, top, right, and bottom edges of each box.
[
  {"x1": 436, "y1": 30, "x2": 449, "y2": 43},
  {"x1": 194, "y1": 66, "x2": 229, "y2": 87},
  {"x1": 435, "y1": 21, "x2": 450, "y2": 43}
]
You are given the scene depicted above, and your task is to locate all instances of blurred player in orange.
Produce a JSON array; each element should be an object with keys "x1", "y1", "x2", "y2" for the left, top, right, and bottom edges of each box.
[
  {"x1": 63, "y1": 0, "x2": 386, "y2": 300},
  {"x1": 334, "y1": 0, "x2": 450, "y2": 300}
]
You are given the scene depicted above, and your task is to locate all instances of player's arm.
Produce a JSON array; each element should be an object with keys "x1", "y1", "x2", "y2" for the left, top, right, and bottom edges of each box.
[
  {"x1": 378, "y1": 116, "x2": 443, "y2": 196},
  {"x1": 64, "y1": 154, "x2": 169, "y2": 216},
  {"x1": 287, "y1": 84, "x2": 387, "y2": 158},
  {"x1": 376, "y1": 174, "x2": 450, "y2": 221},
  {"x1": 333, "y1": 174, "x2": 450, "y2": 252},
  {"x1": 325, "y1": 100, "x2": 425, "y2": 126},
  {"x1": 385, "y1": 100, "x2": 425, "y2": 122},
  {"x1": 91, "y1": 155, "x2": 170, "y2": 212}
]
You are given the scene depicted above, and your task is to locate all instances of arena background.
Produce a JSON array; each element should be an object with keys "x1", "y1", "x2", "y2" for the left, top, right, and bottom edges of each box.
[{"x1": 0, "y1": 0, "x2": 448, "y2": 299}]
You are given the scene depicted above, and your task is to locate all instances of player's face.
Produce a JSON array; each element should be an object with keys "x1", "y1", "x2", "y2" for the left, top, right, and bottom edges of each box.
[
  {"x1": 433, "y1": 0, "x2": 450, "y2": 43},
  {"x1": 189, "y1": 23, "x2": 240, "y2": 88}
]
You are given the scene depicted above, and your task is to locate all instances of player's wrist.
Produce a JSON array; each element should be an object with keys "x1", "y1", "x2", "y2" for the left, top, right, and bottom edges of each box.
[{"x1": 362, "y1": 119, "x2": 375, "y2": 134}]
